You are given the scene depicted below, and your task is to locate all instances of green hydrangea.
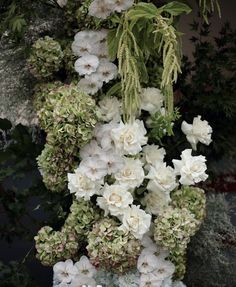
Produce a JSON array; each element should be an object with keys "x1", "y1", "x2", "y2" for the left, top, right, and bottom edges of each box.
[
  {"x1": 154, "y1": 207, "x2": 198, "y2": 251},
  {"x1": 171, "y1": 186, "x2": 206, "y2": 223},
  {"x1": 87, "y1": 218, "x2": 141, "y2": 274},
  {"x1": 28, "y1": 36, "x2": 63, "y2": 79},
  {"x1": 62, "y1": 44, "x2": 78, "y2": 78},
  {"x1": 169, "y1": 248, "x2": 186, "y2": 280},
  {"x1": 37, "y1": 83, "x2": 98, "y2": 152},
  {"x1": 34, "y1": 226, "x2": 78, "y2": 266},
  {"x1": 37, "y1": 143, "x2": 77, "y2": 192}
]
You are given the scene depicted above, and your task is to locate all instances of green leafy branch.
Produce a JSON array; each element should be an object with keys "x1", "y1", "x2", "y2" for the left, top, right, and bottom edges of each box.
[{"x1": 199, "y1": 0, "x2": 221, "y2": 24}]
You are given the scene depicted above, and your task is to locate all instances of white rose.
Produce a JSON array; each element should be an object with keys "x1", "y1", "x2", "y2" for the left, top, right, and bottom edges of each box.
[
  {"x1": 141, "y1": 88, "x2": 164, "y2": 114},
  {"x1": 78, "y1": 156, "x2": 108, "y2": 181},
  {"x1": 115, "y1": 157, "x2": 145, "y2": 189},
  {"x1": 97, "y1": 96, "x2": 121, "y2": 122},
  {"x1": 111, "y1": 120, "x2": 148, "y2": 155},
  {"x1": 97, "y1": 183, "x2": 133, "y2": 216},
  {"x1": 119, "y1": 205, "x2": 151, "y2": 239},
  {"x1": 181, "y1": 115, "x2": 212, "y2": 150},
  {"x1": 142, "y1": 144, "x2": 166, "y2": 167},
  {"x1": 94, "y1": 121, "x2": 119, "y2": 150},
  {"x1": 173, "y1": 149, "x2": 208, "y2": 185}
]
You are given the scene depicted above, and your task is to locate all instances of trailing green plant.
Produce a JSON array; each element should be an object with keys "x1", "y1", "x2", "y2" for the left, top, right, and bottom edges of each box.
[{"x1": 198, "y1": 0, "x2": 221, "y2": 24}]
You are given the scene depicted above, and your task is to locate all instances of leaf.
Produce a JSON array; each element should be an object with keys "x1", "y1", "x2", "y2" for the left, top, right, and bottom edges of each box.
[
  {"x1": 106, "y1": 82, "x2": 122, "y2": 98},
  {"x1": 160, "y1": 1, "x2": 192, "y2": 16},
  {"x1": 127, "y1": 2, "x2": 158, "y2": 20},
  {"x1": 107, "y1": 28, "x2": 122, "y2": 61}
]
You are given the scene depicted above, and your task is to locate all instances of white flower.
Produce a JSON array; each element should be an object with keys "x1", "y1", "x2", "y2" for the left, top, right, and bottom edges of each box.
[
  {"x1": 53, "y1": 260, "x2": 78, "y2": 284},
  {"x1": 75, "y1": 55, "x2": 99, "y2": 76},
  {"x1": 68, "y1": 169, "x2": 102, "y2": 200},
  {"x1": 72, "y1": 40, "x2": 92, "y2": 57},
  {"x1": 70, "y1": 275, "x2": 97, "y2": 287},
  {"x1": 152, "y1": 259, "x2": 175, "y2": 281},
  {"x1": 99, "y1": 149, "x2": 124, "y2": 174},
  {"x1": 94, "y1": 121, "x2": 119, "y2": 150},
  {"x1": 140, "y1": 273, "x2": 162, "y2": 287},
  {"x1": 143, "y1": 190, "x2": 171, "y2": 216},
  {"x1": 57, "y1": 0, "x2": 68, "y2": 7},
  {"x1": 141, "y1": 88, "x2": 164, "y2": 114},
  {"x1": 146, "y1": 162, "x2": 177, "y2": 193},
  {"x1": 160, "y1": 278, "x2": 172, "y2": 287},
  {"x1": 142, "y1": 144, "x2": 166, "y2": 166},
  {"x1": 97, "y1": 96, "x2": 121, "y2": 122},
  {"x1": 89, "y1": 0, "x2": 113, "y2": 19},
  {"x1": 119, "y1": 205, "x2": 151, "y2": 239},
  {"x1": 111, "y1": 120, "x2": 148, "y2": 155},
  {"x1": 97, "y1": 60, "x2": 118, "y2": 83},
  {"x1": 115, "y1": 157, "x2": 144, "y2": 189},
  {"x1": 181, "y1": 115, "x2": 212, "y2": 150},
  {"x1": 92, "y1": 42, "x2": 109, "y2": 59},
  {"x1": 110, "y1": 0, "x2": 134, "y2": 12},
  {"x1": 172, "y1": 281, "x2": 187, "y2": 287},
  {"x1": 118, "y1": 271, "x2": 140, "y2": 287},
  {"x1": 97, "y1": 183, "x2": 133, "y2": 216},
  {"x1": 137, "y1": 250, "x2": 159, "y2": 274},
  {"x1": 79, "y1": 157, "x2": 108, "y2": 181},
  {"x1": 75, "y1": 256, "x2": 96, "y2": 278},
  {"x1": 173, "y1": 149, "x2": 208, "y2": 185},
  {"x1": 78, "y1": 77, "x2": 102, "y2": 95},
  {"x1": 79, "y1": 140, "x2": 102, "y2": 160}
]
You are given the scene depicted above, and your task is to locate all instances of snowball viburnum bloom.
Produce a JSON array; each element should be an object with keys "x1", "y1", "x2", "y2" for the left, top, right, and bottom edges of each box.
[
  {"x1": 97, "y1": 96, "x2": 121, "y2": 122},
  {"x1": 53, "y1": 259, "x2": 78, "y2": 284},
  {"x1": 75, "y1": 256, "x2": 96, "y2": 278},
  {"x1": 79, "y1": 157, "x2": 108, "y2": 181},
  {"x1": 142, "y1": 144, "x2": 166, "y2": 166},
  {"x1": 68, "y1": 169, "x2": 102, "y2": 200},
  {"x1": 115, "y1": 157, "x2": 145, "y2": 189},
  {"x1": 74, "y1": 55, "x2": 99, "y2": 76},
  {"x1": 119, "y1": 205, "x2": 151, "y2": 239},
  {"x1": 173, "y1": 149, "x2": 208, "y2": 185},
  {"x1": 140, "y1": 88, "x2": 164, "y2": 114},
  {"x1": 181, "y1": 115, "x2": 212, "y2": 150},
  {"x1": 146, "y1": 162, "x2": 177, "y2": 193},
  {"x1": 143, "y1": 190, "x2": 171, "y2": 216},
  {"x1": 97, "y1": 183, "x2": 133, "y2": 216},
  {"x1": 111, "y1": 120, "x2": 148, "y2": 155}
]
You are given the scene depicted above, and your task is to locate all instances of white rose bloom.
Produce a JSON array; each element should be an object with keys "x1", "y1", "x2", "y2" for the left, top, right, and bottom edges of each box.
[
  {"x1": 97, "y1": 183, "x2": 133, "y2": 216},
  {"x1": 79, "y1": 157, "x2": 108, "y2": 181},
  {"x1": 119, "y1": 205, "x2": 151, "y2": 239},
  {"x1": 57, "y1": 0, "x2": 68, "y2": 7},
  {"x1": 111, "y1": 0, "x2": 134, "y2": 12},
  {"x1": 143, "y1": 190, "x2": 171, "y2": 216},
  {"x1": 137, "y1": 250, "x2": 159, "y2": 274},
  {"x1": 97, "y1": 96, "x2": 121, "y2": 122},
  {"x1": 89, "y1": 0, "x2": 113, "y2": 19},
  {"x1": 152, "y1": 259, "x2": 175, "y2": 281},
  {"x1": 115, "y1": 157, "x2": 145, "y2": 189},
  {"x1": 94, "y1": 121, "x2": 119, "y2": 150},
  {"x1": 75, "y1": 55, "x2": 99, "y2": 76},
  {"x1": 68, "y1": 169, "x2": 102, "y2": 200},
  {"x1": 173, "y1": 149, "x2": 208, "y2": 185},
  {"x1": 146, "y1": 162, "x2": 177, "y2": 193},
  {"x1": 142, "y1": 144, "x2": 166, "y2": 167},
  {"x1": 97, "y1": 60, "x2": 118, "y2": 83},
  {"x1": 75, "y1": 256, "x2": 96, "y2": 278},
  {"x1": 78, "y1": 77, "x2": 102, "y2": 95},
  {"x1": 79, "y1": 140, "x2": 102, "y2": 160},
  {"x1": 181, "y1": 115, "x2": 212, "y2": 150},
  {"x1": 111, "y1": 120, "x2": 148, "y2": 155},
  {"x1": 141, "y1": 88, "x2": 164, "y2": 114},
  {"x1": 53, "y1": 259, "x2": 78, "y2": 284},
  {"x1": 99, "y1": 149, "x2": 124, "y2": 174},
  {"x1": 70, "y1": 275, "x2": 97, "y2": 287},
  {"x1": 140, "y1": 273, "x2": 162, "y2": 287}
]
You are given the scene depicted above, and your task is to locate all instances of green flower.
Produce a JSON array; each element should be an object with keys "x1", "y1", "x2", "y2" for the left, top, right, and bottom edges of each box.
[
  {"x1": 87, "y1": 218, "x2": 141, "y2": 274},
  {"x1": 28, "y1": 36, "x2": 63, "y2": 79},
  {"x1": 169, "y1": 248, "x2": 186, "y2": 280}
]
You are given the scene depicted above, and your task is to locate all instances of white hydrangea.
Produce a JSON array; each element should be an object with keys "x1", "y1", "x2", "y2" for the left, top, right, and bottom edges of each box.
[
  {"x1": 142, "y1": 144, "x2": 166, "y2": 166},
  {"x1": 74, "y1": 55, "x2": 99, "y2": 76},
  {"x1": 78, "y1": 77, "x2": 102, "y2": 95},
  {"x1": 111, "y1": 120, "x2": 148, "y2": 155},
  {"x1": 119, "y1": 205, "x2": 151, "y2": 239},
  {"x1": 143, "y1": 190, "x2": 171, "y2": 216},
  {"x1": 115, "y1": 157, "x2": 145, "y2": 189},
  {"x1": 181, "y1": 115, "x2": 212, "y2": 150},
  {"x1": 68, "y1": 169, "x2": 103, "y2": 200},
  {"x1": 146, "y1": 162, "x2": 178, "y2": 193},
  {"x1": 173, "y1": 149, "x2": 208, "y2": 185},
  {"x1": 97, "y1": 183, "x2": 133, "y2": 216},
  {"x1": 75, "y1": 256, "x2": 97, "y2": 278},
  {"x1": 97, "y1": 96, "x2": 121, "y2": 122},
  {"x1": 53, "y1": 259, "x2": 78, "y2": 285},
  {"x1": 141, "y1": 88, "x2": 164, "y2": 114},
  {"x1": 79, "y1": 157, "x2": 108, "y2": 181}
]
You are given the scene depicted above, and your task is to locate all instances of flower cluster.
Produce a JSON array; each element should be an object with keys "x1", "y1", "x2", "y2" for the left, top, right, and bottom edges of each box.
[{"x1": 72, "y1": 30, "x2": 118, "y2": 95}]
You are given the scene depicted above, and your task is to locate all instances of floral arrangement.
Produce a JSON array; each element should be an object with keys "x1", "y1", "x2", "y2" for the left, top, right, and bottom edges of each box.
[{"x1": 30, "y1": 0, "x2": 215, "y2": 286}]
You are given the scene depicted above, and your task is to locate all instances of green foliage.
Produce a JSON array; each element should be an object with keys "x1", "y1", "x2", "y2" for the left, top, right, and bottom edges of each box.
[{"x1": 198, "y1": 0, "x2": 221, "y2": 24}]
